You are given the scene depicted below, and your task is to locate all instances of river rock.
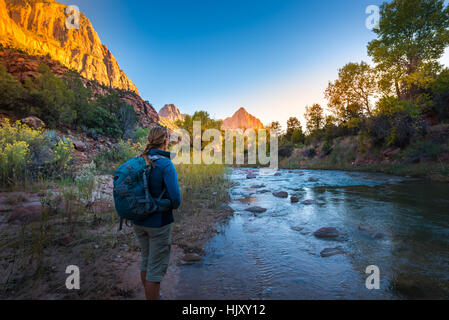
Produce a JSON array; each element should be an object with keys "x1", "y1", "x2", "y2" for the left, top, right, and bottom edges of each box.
[
  {"x1": 274, "y1": 172, "x2": 282, "y2": 176},
  {"x1": 291, "y1": 196, "x2": 300, "y2": 203},
  {"x1": 219, "y1": 203, "x2": 234, "y2": 211},
  {"x1": 246, "y1": 174, "x2": 257, "y2": 179},
  {"x1": 291, "y1": 227, "x2": 304, "y2": 232},
  {"x1": 373, "y1": 232, "x2": 386, "y2": 239},
  {"x1": 257, "y1": 190, "x2": 271, "y2": 194},
  {"x1": 313, "y1": 227, "x2": 340, "y2": 239},
  {"x1": 302, "y1": 199, "x2": 317, "y2": 205},
  {"x1": 308, "y1": 177, "x2": 319, "y2": 182},
  {"x1": 251, "y1": 184, "x2": 266, "y2": 189},
  {"x1": 181, "y1": 253, "x2": 203, "y2": 265},
  {"x1": 273, "y1": 191, "x2": 288, "y2": 199},
  {"x1": 245, "y1": 206, "x2": 267, "y2": 214},
  {"x1": 320, "y1": 246, "x2": 347, "y2": 257}
]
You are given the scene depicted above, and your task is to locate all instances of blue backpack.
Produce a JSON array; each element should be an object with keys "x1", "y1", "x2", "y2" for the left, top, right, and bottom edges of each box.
[{"x1": 113, "y1": 154, "x2": 166, "y2": 230}]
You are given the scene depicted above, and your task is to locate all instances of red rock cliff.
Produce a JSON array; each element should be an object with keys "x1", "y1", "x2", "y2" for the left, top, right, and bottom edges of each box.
[{"x1": 0, "y1": 0, "x2": 139, "y2": 94}]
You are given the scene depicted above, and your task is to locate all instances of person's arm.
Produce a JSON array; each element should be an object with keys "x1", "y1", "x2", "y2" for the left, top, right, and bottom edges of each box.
[{"x1": 162, "y1": 161, "x2": 182, "y2": 210}]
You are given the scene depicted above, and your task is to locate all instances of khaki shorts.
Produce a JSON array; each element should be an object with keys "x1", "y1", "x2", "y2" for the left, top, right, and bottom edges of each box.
[{"x1": 133, "y1": 223, "x2": 173, "y2": 283}]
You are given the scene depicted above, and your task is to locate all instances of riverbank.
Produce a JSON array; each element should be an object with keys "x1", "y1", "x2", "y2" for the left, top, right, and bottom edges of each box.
[
  {"x1": 279, "y1": 125, "x2": 449, "y2": 183},
  {"x1": 0, "y1": 164, "x2": 233, "y2": 300}
]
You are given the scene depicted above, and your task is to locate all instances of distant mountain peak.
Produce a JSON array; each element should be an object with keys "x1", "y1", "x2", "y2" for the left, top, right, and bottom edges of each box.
[
  {"x1": 159, "y1": 104, "x2": 185, "y2": 123},
  {"x1": 222, "y1": 107, "x2": 264, "y2": 130}
]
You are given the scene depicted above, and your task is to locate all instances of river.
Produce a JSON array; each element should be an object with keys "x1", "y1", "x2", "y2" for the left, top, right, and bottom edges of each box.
[{"x1": 173, "y1": 168, "x2": 449, "y2": 300}]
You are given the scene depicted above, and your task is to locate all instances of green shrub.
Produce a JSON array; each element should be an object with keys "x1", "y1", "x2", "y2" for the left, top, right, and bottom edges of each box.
[
  {"x1": 94, "y1": 140, "x2": 142, "y2": 173},
  {"x1": 0, "y1": 119, "x2": 74, "y2": 187},
  {"x1": 0, "y1": 61, "x2": 139, "y2": 139}
]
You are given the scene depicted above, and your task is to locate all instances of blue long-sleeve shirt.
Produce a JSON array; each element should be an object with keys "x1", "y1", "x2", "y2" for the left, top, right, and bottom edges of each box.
[{"x1": 133, "y1": 148, "x2": 181, "y2": 228}]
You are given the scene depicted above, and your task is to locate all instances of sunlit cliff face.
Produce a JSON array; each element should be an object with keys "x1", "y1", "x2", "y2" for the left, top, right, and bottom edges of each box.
[{"x1": 0, "y1": 0, "x2": 139, "y2": 94}]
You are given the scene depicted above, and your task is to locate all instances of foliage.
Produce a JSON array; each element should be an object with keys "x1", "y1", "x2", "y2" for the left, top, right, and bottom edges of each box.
[
  {"x1": 94, "y1": 140, "x2": 142, "y2": 173},
  {"x1": 325, "y1": 62, "x2": 378, "y2": 119},
  {"x1": 304, "y1": 104, "x2": 324, "y2": 134},
  {"x1": 285, "y1": 117, "x2": 305, "y2": 144},
  {"x1": 0, "y1": 119, "x2": 74, "y2": 187},
  {"x1": 368, "y1": 0, "x2": 449, "y2": 100},
  {"x1": 0, "y1": 64, "x2": 27, "y2": 114},
  {"x1": 0, "y1": 62, "x2": 138, "y2": 139}
]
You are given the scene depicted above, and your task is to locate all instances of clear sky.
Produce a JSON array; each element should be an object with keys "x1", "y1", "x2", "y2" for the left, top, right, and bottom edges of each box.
[{"x1": 60, "y1": 0, "x2": 449, "y2": 129}]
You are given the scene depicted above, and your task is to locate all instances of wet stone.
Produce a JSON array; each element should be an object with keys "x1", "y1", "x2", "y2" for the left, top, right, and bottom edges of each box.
[
  {"x1": 320, "y1": 246, "x2": 347, "y2": 258},
  {"x1": 273, "y1": 191, "x2": 288, "y2": 199},
  {"x1": 313, "y1": 227, "x2": 340, "y2": 239},
  {"x1": 245, "y1": 207, "x2": 267, "y2": 214}
]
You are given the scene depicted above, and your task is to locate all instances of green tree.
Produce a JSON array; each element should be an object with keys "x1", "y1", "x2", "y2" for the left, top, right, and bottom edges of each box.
[
  {"x1": 24, "y1": 64, "x2": 75, "y2": 127},
  {"x1": 304, "y1": 104, "x2": 324, "y2": 134},
  {"x1": 267, "y1": 121, "x2": 282, "y2": 137},
  {"x1": 0, "y1": 64, "x2": 27, "y2": 114},
  {"x1": 285, "y1": 117, "x2": 303, "y2": 140},
  {"x1": 325, "y1": 62, "x2": 378, "y2": 119},
  {"x1": 368, "y1": 0, "x2": 449, "y2": 100},
  {"x1": 291, "y1": 129, "x2": 305, "y2": 144},
  {"x1": 63, "y1": 71, "x2": 92, "y2": 128}
]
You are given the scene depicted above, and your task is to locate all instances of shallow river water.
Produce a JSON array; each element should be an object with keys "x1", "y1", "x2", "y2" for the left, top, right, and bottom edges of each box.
[{"x1": 173, "y1": 168, "x2": 449, "y2": 299}]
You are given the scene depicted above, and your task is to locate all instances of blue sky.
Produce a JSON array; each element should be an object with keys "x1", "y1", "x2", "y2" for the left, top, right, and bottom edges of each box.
[{"x1": 61, "y1": 0, "x2": 449, "y2": 128}]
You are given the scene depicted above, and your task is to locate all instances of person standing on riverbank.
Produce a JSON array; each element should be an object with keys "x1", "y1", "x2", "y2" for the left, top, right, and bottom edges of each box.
[{"x1": 133, "y1": 126, "x2": 182, "y2": 300}]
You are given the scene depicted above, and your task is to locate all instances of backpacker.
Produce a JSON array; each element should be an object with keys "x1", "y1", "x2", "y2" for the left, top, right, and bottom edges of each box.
[{"x1": 113, "y1": 154, "x2": 166, "y2": 230}]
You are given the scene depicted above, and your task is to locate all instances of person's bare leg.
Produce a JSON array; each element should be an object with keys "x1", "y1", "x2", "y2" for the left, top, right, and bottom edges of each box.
[
  {"x1": 144, "y1": 281, "x2": 161, "y2": 300},
  {"x1": 140, "y1": 272, "x2": 146, "y2": 288}
]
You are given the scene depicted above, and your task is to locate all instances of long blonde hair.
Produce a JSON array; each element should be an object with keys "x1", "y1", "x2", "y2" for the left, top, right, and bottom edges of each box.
[{"x1": 141, "y1": 125, "x2": 168, "y2": 156}]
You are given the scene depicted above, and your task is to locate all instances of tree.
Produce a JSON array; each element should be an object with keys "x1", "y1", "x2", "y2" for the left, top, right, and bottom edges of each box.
[
  {"x1": 304, "y1": 104, "x2": 324, "y2": 134},
  {"x1": 368, "y1": 0, "x2": 449, "y2": 100},
  {"x1": 0, "y1": 64, "x2": 27, "y2": 114},
  {"x1": 286, "y1": 117, "x2": 302, "y2": 139},
  {"x1": 267, "y1": 121, "x2": 282, "y2": 137},
  {"x1": 325, "y1": 62, "x2": 378, "y2": 120},
  {"x1": 291, "y1": 129, "x2": 305, "y2": 144},
  {"x1": 24, "y1": 64, "x2": 75, "y2": 127}
]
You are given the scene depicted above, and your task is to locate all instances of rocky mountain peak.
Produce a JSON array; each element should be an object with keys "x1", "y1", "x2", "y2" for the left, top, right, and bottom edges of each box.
[
  {"x1": 222, "y1": 107, "x2": 264, "y2": 130},
  {"x1": 159, "y1": 104, "x2": 185, "y2": 123}
]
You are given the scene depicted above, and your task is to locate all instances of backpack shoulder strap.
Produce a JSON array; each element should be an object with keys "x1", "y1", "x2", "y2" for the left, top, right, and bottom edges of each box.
[{"x1": 149, "y1": 155, "x2": 165, "y2": 162}]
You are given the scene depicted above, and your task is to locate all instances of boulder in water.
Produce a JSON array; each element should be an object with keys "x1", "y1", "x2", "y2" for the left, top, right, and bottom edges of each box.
[
  {"x1": 251, "y1": 184, "x2": 266, "y2": 189},
  {"x1": 291, "y1": 196, "x2": 300, "y2": 203},
  {"x1": 257, "y1": 189, "x2": 271, "y2": 194},
  {"x1": 181, "y1": 253, "x2": 203, "y2": 265},
  {"x1": 302, "y1": 199, "x2": 317, "y2": 205},
  {"x1": 273, "y1": 191, "x2": 288, "y2": 199},
  {"x1": 373, "y1": 232, "x2": 385, "y2": 239},
  {"x1": 245, "y1": 206, "x2": 267, "y2": 214},
  {"x1": 314, "y1": 227, "x2": 340, "y2": 239},
  {"x1": 308, "y1": 177, "x2": 319, "y2": 182},
  {"x1": 246, "y1": 174, "x2": 257, "y2": 179},
  {"x1": 320, "y1": 246, "x2": 347, "y2": 257}
]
